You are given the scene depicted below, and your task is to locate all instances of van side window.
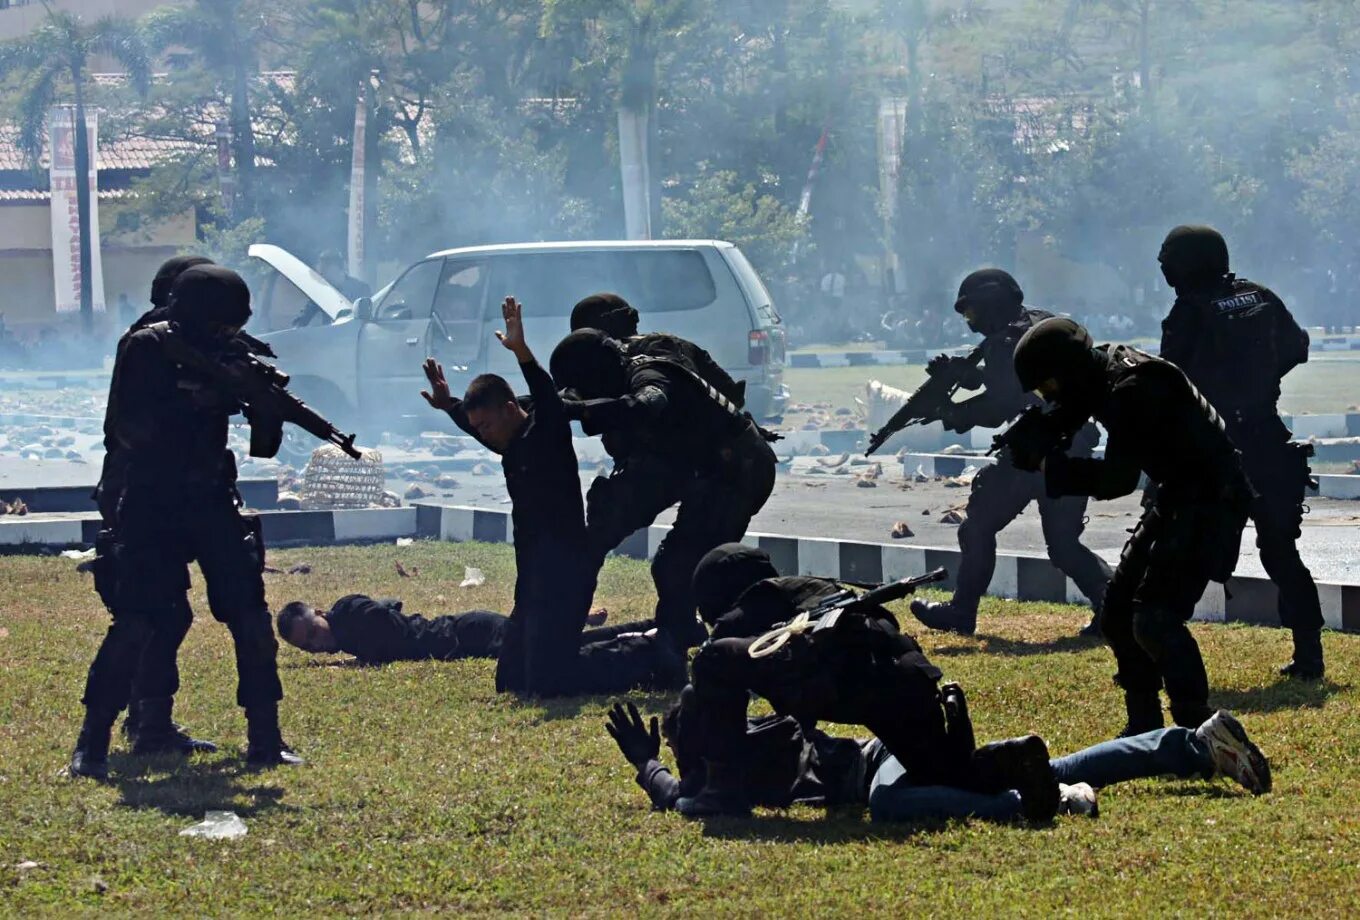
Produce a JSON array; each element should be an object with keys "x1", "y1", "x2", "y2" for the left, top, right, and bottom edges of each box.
[
  {"x1": 433, "y1": 260, "x2": 487, "y2": 322},
  {"x1": 375, "y1": 259, "x2": 442, "y2": 321},
  {"x1": 486, "y1": 250, "x2": 718, "y2": 317}
]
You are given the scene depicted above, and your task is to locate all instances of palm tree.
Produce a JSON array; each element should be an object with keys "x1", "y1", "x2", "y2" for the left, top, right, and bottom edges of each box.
[
  {"x1": 543, "y1": 0, "x2": 699, "y2": 238},
  {"x1": 0, "y1": 10, "x2": 149, "y2": 329},
  {"x1": 142, "y1": 0, "x2": 269, "y2": 219}
]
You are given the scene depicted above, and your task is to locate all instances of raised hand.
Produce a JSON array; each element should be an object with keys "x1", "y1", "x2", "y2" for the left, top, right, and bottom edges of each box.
[
  {"x1": 605, "y1": 700, "x2": 661, "y2": 766},
  {"x1": 494, "y1": 297, "x2": 529, "y2": 358},
  {"x1": 420, "y1": 357, "x2": 457, "y2": 412}
]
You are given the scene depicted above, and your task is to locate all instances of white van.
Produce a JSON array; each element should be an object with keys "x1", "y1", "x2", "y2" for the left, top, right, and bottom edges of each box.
[{"x1": 250, "y1": 240, "x2": 788, "y2": 436}]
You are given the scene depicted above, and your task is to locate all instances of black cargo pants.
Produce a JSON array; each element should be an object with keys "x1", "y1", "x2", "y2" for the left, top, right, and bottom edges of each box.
[
  {"x1": 1233, "y1": 421, "x2": 1322, "y2": 632},
  {"x1": 84, "y1": 487, "x2": 281, "y2": 714},
  {"x1": 954, "y1": 447, "x2": 1112, "y2": 615},
  {"x1": 584, "y1": 425, "x2": 777, "y2": 642},
  {"x1": 1102, "y1": 499, "x2": 1246, "y2": 726}
]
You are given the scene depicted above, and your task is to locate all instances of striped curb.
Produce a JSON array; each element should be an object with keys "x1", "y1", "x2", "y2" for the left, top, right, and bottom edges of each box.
[
  {"x1": 6, "y1": 503, "x2": 1356, "y2": 632},
  {"x1": 408, "y1": 505, "x2": 1360, "y2": 633},
  {"x1": 0, "y1": 479, "x2": 280, "y2": 514}
]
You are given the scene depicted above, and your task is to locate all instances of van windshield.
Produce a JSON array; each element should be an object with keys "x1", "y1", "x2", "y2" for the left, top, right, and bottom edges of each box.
[{"x1": 485, "y1": 250, "x2": 717, "y2": 317}]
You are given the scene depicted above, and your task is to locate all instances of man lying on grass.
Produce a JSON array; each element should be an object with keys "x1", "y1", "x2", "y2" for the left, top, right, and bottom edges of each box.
[
  {"x1": 420, "y1": 297, "x2": 684, "y2": 696},
  {"x1": 277, "y1": 595, "x2": 610, "y2": 666},
  {"x1": 277, "y1": 595, "x2": 510, "y2": 665},
  {"x1": 605, "y1": 690, "x2": 1270, "y2": 822}
]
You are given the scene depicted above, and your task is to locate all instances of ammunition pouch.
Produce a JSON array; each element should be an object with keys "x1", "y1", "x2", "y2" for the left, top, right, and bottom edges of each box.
[{"x1": 246, "y1": 405, "x2": 285, "y2": 459}]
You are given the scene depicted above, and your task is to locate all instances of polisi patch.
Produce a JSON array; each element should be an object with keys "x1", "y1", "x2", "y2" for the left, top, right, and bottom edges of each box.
[{"x1": 1212, "y1": 290, "x2": 1265, "y2": 315}]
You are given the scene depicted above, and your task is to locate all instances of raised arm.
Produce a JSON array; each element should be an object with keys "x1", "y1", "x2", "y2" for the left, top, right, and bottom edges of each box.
[
  {"x1": 421, "y1": 357, "x2": 476, "y2": 439},
  {"x1": 496, "y1": 296, "x2": 563, "y2": 421}
]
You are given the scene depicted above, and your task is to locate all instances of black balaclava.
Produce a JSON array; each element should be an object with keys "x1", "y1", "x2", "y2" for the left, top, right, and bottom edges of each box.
[
  {"x1": 570, "y1": 292, "x2": 640, "y2": 339},
  {"x1": 167, "y1": 265, "x2": 253, "y2": 344},
  {"x1": 954, "y1": 268, "x2": 1025, "y2": 335},
  {"x1": 1013, "y1": 316, "x2": 1103, "y2": 410},
  {"x1": 692, "y1": 543, "x2": 779, "y2": 626},
  {"x1": 150, "y1": 255, "x2": 214, "y2": 308},
  {"x1": 1158, "y1": 225, "x2": 1229, "y2": 292},
  {"x1": 549, "y1": 329, "x2": 629, "y2": 399}
]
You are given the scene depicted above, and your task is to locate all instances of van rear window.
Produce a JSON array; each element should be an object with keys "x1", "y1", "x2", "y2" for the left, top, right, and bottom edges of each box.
[{"x1": 487, "y1": 250, "x2": 717, "y2": 317}]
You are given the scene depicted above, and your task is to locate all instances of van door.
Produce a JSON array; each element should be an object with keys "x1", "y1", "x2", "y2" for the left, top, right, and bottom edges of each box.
[
  {"x1": 357, "y1": 257, "x2": 443, "y2": 425},
  {"x1": 426, "y1": 257, "x2": 488, "y2": 393}
]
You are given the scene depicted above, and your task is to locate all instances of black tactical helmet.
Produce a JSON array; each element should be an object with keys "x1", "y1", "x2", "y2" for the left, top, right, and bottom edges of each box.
[
  {"x1": 1158, "y1": 225, "x2": 1229, "y2": 290},
  {"x1": 1013, "y1": 316, "x2": 1097, "y2": 395},
  {"x1": 954, "y1": 268, "x2": 1024, "y2": 335},
  {"x1": 150, "y1": 255, "x2": 214, "y2": 307},
  {"x1": 549, "y1": 329, "x2": 629, "y2": 399},
  {"x1": 570, "y1": 292, "x2": 640, "y2": 339},
  {"x1": 167, "y1": 265, "x2": 252, "y2": 335},
  {"x1": 692, "y1": 543, "x2": 779, "y2": 625}
]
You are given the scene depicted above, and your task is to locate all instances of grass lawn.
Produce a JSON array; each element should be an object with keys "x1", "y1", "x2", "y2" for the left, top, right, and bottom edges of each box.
[
  {"x1": 2, "y1": 542, "x2": 1359, "y2": 915},
  {"x1": 784, "y1": 352, "x2": 1360, "y2": 419}
]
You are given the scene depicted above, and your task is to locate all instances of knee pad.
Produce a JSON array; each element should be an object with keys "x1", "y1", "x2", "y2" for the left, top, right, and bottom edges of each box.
[
  {"x1": 1130, "y1": 603, "x2": 1183, "y2": 654},
  {"x1": 228, "y1": 613, "x2": 279, "y2": 660}
]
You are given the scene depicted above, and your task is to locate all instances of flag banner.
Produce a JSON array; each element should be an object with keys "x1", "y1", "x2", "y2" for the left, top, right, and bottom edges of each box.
[
  {"x1": 48, "y1": 106, "x2": 105, "y2": 314},
  {"x1": 347, "y1": 81, "x2": 368, "y2": 280}
]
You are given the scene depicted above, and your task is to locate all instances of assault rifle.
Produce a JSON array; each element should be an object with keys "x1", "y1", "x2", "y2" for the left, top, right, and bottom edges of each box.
[
  {"x1": 151, "y1": 322, "x2": 362, "y2": 460},
  {"x1": 988, "y1": 403, "x2": 1086, "y2": 473},
  {"x1": 865, "y1": 347, "x2": 984, "y2": 456},
  {"x1": 749, "y1": 567, "x2": 948, "y2": 657}
]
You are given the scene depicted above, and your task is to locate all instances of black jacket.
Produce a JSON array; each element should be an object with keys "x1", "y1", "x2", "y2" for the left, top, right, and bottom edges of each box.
[
  {"x1": 949, "y1": 308, "x2": 1050, "y2": 431},
  {"x1": 1159, "y1": 275, "x2": 1309, "y2": 426},
  {"x1": 103, "y1": 326, "x2": 238, "y2": 491},
  {"x1": 1046, "y1": 345, "x2": 1248, "y2": 504},
  {"x1": 445, "y1": 358, "x2": 585, "y2": 546},
  {"x1": 567, "y1": 358, "x2": 752, "y2": 471},
  {"x1": 326, "y1": 594, "x2": 507, "y2": 664}
]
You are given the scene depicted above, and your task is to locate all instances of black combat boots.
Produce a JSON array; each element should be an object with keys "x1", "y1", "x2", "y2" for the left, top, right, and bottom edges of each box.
[
  {"x1": 908, "y1": 599, "x2": 977, "y2": 636},
  {"x1": 130, "y1": 697, "x2": 218, "y2": 755},
  {"x1": 1279, "y1": 629, "x2": 1325, "y2": 680},
  {"x1": 970, "y1": 735, "x2": 1060, "y2": 822},
  {"x1": 69, "y1": 708, "x2": 118, "y2": 781},
  {"x1": 244, "y1": 705, "x2": 304, "y2": 767}
]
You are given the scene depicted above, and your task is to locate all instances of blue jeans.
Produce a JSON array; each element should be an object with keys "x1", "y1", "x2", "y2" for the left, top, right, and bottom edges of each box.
[{"x1": 868, "y1": 728, "x2": 1214, "y2": 823}]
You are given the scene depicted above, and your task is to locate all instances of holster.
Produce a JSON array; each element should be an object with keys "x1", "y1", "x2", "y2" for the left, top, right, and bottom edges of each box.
[
  {"x1": 241, "y1": 513, "x2": 266, "y2": 573},
  {"x1": 91, "y1": 528, "x2": 120, "y2": 610}
]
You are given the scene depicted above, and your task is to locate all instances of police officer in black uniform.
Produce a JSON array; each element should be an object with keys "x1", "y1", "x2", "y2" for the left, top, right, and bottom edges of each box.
[
  {"x1": 910, "y1": 269, "x2": 1112, "y2": 636},
  {"x1": 675, "y1": 543, "x2": 1061, "y2": 820},
  {"x1": 1010, "y1": 317, "x2": 1254, "y2": 736},
  {"x1": 96, "y1": 256, "x2": 219, "y2": 755},
  {"x1": 1157, "y1": 226, "x2": 1324, "y2": 679},
  {"x1": 549, "y1": 329, "x2": 778, "y2": 650},
  {"x1": 71, "y1": 266, "x2": 301, "y2": 779}
]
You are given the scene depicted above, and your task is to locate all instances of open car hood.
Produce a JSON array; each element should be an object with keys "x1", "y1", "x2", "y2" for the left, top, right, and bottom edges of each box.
[{"x1": 247, "y1": 243, "x2": 352, "y2": 320}]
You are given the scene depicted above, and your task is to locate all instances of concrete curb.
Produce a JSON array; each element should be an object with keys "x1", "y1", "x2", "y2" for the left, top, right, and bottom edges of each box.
[{"x1": 4, "y1": 502, "x2": 1355, "y2": 631}]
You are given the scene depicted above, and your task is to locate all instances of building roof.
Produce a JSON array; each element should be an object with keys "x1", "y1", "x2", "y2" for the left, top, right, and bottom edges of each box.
[{"x1": 0, "y1": 187, "x2": 134, "y2": 202}]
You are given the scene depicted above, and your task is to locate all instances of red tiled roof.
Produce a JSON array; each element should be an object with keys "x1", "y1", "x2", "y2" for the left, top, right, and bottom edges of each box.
[{"x1": 0, "y1": 127, "x2": 198, "y2": 171}]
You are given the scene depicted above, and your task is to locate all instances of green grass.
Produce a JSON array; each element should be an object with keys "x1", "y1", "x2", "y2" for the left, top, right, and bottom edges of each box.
[
  {"x1": 2, "y1": 542, "x2": 1359, "y2": 915},
  {"x1": 785, "y1": 353, "x2": 1360, "y2": 419}
]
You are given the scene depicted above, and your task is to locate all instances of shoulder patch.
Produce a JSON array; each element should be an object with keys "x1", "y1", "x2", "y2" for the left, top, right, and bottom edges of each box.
[{"x1": 1211, "y1": 290, "x2": 1265, "y2": 314}]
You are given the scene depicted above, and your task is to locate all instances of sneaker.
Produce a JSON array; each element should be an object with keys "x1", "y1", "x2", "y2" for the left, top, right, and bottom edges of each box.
[
  {"x1": 1058, "y1": 782, "x2": 1099, "y2": 818},
  {"x1": 1079, "y1": 614, "x2": 1102, "y2": 638},
  {"x1": 909, "y1": 599, "x2": 977, "y2": 636},
  {"x1": 1195, "y1": 710, "x2": 1271, "y2": 795}
]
